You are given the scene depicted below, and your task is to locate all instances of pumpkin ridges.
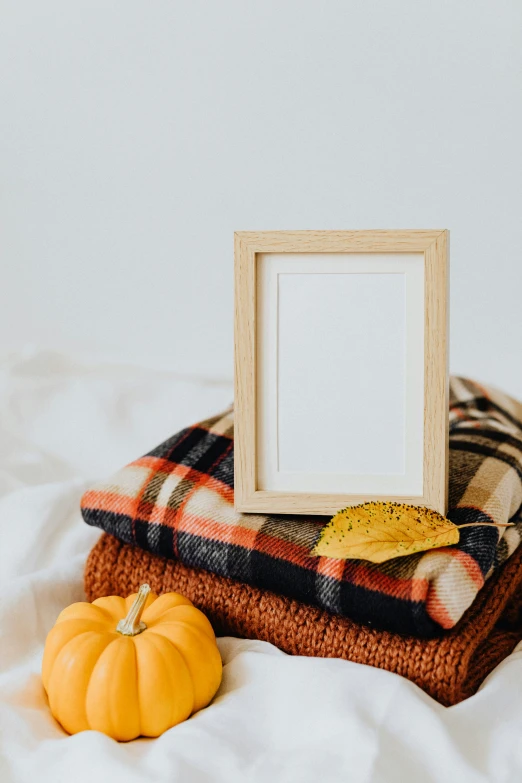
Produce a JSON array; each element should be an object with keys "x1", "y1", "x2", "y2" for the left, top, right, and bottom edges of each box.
[
  {"x1": 85, "y1": 636, "x2": 140, "y2": 741},
  {"x1": 148, "y1": 621, "x2": 222, "y2": 712},
  {"x1": 146, "y1": 604, "x2": 216, "y2": 640},
  {"x1": 141, "y1": 592, "x2": 193, "y2": 624},
  {"x1": 42, "y1": 619, "x2": 111, "y2": 691},
  {"x1": 92, "y1": 595, "x2": 128, "y2": 623},
  {"x1": 48, "y1": 631, "x2": 113, "y2": 735},
  {"x1": 55, "y1": 602, "x2": 114, "y2": 626},
  {"x1": 134, "y1": 632, "x2": 194, "y2": 736}
]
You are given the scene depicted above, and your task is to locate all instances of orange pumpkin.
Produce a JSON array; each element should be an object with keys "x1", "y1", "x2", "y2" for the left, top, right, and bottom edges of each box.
[{"x1": 42, "y1": 584, "x2": 222, "y2": 740}]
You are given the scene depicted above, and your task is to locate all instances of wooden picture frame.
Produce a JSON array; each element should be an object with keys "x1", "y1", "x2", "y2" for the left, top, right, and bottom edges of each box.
[{"x1": 234, "y1": 230, "x2": 449, "y2": 516}]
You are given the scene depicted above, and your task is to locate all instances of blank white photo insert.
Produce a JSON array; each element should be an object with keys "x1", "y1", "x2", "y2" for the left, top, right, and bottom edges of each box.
[{"x1": 256, "y1": 253, "x2": 425, "y2": 495}]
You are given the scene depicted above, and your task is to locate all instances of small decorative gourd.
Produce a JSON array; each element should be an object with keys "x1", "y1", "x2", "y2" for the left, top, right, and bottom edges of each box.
[{"x1": 42, "y1": 585, "x2": 223, "y2": 740}]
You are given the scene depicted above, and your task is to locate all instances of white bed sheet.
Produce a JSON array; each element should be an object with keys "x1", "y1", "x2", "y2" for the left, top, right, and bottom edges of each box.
[{"x1": 1, "y1": 350, "x2": 522, "y2": 783}]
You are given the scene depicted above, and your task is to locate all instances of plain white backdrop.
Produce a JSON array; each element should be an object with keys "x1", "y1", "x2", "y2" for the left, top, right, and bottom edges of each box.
[{"x1": 1, "y1": 1, "x2": 521, "y2": 395}]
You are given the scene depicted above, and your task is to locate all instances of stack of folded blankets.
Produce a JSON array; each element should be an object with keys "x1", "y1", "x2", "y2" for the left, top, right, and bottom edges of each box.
[{"x1": 82, "y1": 377, "x2": 522, "y2": 706}]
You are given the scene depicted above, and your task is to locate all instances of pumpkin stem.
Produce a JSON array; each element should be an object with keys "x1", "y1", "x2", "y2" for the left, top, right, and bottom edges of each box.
[{"x1": 116, "y1": 584, "x2": 151, "y2": 636}]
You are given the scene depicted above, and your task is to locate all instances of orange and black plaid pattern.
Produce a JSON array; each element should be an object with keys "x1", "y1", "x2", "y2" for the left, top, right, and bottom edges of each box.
[{"x1": 81, "y1": 378, "x2": 522, "y2": 638}]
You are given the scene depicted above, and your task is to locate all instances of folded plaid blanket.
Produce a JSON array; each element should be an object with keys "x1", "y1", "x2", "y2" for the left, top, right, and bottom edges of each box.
[
  {"x1": 85, "y1": 532, "x2": 522, "y2": 706},
  {"x1": 81, "y1": 377, "x2": 522, "y2": 637}
]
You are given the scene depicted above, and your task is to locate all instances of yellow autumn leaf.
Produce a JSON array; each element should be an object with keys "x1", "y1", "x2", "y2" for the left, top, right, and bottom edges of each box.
[{"x1": 311, "y1": 501, "x2": 460, "y2": 564}]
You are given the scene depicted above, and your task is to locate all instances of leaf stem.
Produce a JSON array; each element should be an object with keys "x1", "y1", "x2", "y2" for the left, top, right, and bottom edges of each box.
[{"x1": 457, "y1": 522, "x2": 515, "y2": 529}]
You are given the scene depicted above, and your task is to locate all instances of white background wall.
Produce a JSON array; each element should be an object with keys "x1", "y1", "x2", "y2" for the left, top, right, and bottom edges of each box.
[{"x1": 1, "y1": 1, "x2": 521, "y2": 395}]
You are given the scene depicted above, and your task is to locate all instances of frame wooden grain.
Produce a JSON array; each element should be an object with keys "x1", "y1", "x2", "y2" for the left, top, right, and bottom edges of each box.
[{"x1": 234, "y1": 230, "x2": 449, "y2": 515}]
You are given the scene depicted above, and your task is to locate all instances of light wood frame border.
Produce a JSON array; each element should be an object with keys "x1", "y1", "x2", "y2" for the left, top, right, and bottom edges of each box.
[{"x1": 234, "y1": 230, "x2": 449, "y2": 515}]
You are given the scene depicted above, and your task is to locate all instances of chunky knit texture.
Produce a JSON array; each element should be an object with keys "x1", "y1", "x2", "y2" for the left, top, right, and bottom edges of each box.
[
  {"x1": 85, "y1": 533, "x2": 522, "y2": 706},
  {"x1": 81, "y1": 377, "x2": 522, "y2": 636}
]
